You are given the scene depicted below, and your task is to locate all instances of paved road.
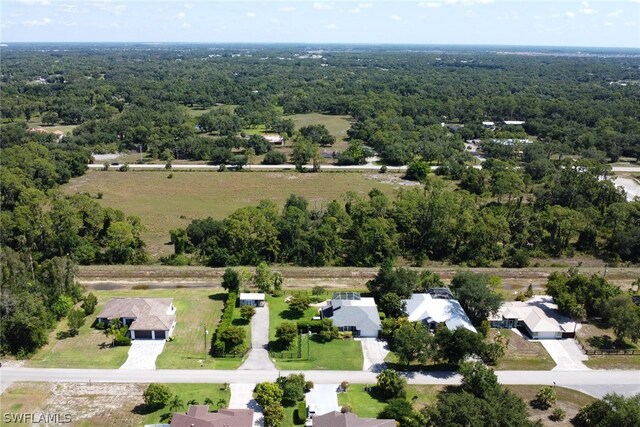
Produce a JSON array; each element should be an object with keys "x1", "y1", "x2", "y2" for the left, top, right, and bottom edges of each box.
[
  {"x1": 2, "y1": 368, "x2": 638, "y2": 397},
  {"x1": 238, "y1": 305, "x2": 275, "y2": 370},
  {"x1": 87, "y1": 163, "x2": 640, "y2": 173}
]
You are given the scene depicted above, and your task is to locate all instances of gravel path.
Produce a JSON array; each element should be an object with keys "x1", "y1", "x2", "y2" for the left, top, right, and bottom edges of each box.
[{"x1": 239, "y1": 305, "x2": 275, "y2": 370}]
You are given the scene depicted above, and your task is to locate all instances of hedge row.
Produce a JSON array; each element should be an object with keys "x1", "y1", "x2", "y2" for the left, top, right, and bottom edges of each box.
[{"x1": 212, "y1": 292, "x2": 237, "y2": 356}]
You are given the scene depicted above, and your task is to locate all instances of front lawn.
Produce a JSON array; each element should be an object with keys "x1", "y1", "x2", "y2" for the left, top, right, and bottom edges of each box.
[
  {"x1": 337, "y1": 384, "x2": 443, "y2": 418},
  {"x1": 492, "y1": 329, "x2": 556, "y2": 370},
  {"x1": 141, "y1": 383, "x2": 230, "y2": 425},
  {"x1": 576, "y1": 321, "x2": 640, "y2": 369},
  {"x1": 268, "y1": 295, "x2": 363, "y2": 370}
]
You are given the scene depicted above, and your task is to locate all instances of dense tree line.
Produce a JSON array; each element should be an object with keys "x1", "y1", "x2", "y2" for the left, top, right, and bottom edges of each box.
[
  {"x1": 175, "y1": 169, "x2": 637, "y2": 266},
  {"x1": 2, "y1": 45, "x2": 638, "y2": 166}
]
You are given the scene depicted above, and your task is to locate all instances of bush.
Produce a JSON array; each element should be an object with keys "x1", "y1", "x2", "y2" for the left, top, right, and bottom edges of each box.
[
  {"x1": 376, "y1": 369, "x2": 406, "y2": 399},
  {"x1": 143, "y1": 384, "x2": 172, "y2": 409},
  {"x1": 305, "y1": 381, "x2": 314, "y2": 391},
  {"x1": 119, "y1": 163, "x2": 130, "y2": 172},
  {"x1": 240, "y1": 305, "x2": 256, "y2": 322},
  {"x1": 379, "y1": 165, "x2": 388, "y2": 173},
  {"x1": 295, "y1": 401, "x2": 308, "y2": 423},
  {"x1": 94, "y1": 321, "x2": 108, "y2": 330},
  {"x1": 212, "y1": 292, "x2": 238, "y2": 355},
  {"x1": 82, "y1": 293, "x2": 98, "y2": 316},
  {"x1": 340, "y1": 381, "x2": 349, "y2": 391},
  {"x1": 535, "y1": 386, "x2": 556, "y2": 409},
  {"x1": 262, "y1": 150, "x2": 287, "y2": 165},
  {"x1": 341, "y1": 405, "x2": 352, "y2": 413},
  {"x1": 550, "y1": 407, "x2": 566, "y2": 422},
  {"x1": 167, "y1": 173, "x2": 173, "y2": 179},
  {"x1": 114, "y1": 335, "x2": 132, "y2": 346}
]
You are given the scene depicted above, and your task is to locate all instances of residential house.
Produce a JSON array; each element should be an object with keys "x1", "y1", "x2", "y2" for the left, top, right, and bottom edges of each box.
[
  {"x1": 313, "y1": 411, "x2": 395, "y2": 427},
  {"x1": 321, "y1": 292, "x2": 381, "y2": 338},
  {"x1": 262, "y1": 134, "x2": 284, "y2": 145},
  {"x1": 170, "y1": 406, "x2": 253, "y2": 427},
  {"x1": 404, "y1": 289, "x2": 477, "y2": 333},
  {"x1": 96, "y1": 298, "x2": 176, "y2": 340},
  {"x1": 489, "y1": 299, "x2": 575, "y2": 339},
  {"x1": 503, "y1": 120, "x2": 526, "y2": 126},
  {"x1": 239, "y1": 293, "x2": 266, "y2": 307}
]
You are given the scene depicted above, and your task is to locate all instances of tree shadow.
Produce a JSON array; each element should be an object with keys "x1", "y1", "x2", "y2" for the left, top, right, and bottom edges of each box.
[
  {"x1": 209, "y1": 293, "x2": 227, "y2": 301},
  {"x1": 279, "y1": 309, "x2": 304, "y2": 321},
  {"x1": 131, "y1": 404, "x2": 157, "y2": 415},
  {"x1": 587, "y1": 335, "x2": 633, "y2": 350},
  {"x1": 232, "y1": 318, "x2": 249, "y2": 326}
]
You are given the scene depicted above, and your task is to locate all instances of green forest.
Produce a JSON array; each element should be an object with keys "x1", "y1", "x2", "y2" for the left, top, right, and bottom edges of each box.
[{"x1": 1, "y1": 44, "x2": 639, "y2": 355}]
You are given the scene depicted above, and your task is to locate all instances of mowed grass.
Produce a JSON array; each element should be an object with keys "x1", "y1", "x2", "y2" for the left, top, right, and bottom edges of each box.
[
  {"x1": 284, "y1": 113, "x2": 352, "y2": 141},
  {"x1": 62, "y1": 170, "x2": 399, "y2": 257},
  {"x1": 492, "y1": 329, "x2": 556, "y2": 370},
  {"x1": 267, "y1": 295, "x2": 363, "y2": 370},
  {"x1": 577, "y1": 321, "x2": 640, "y2": 369},
  {"x1": 337, "y1": 384, "x2": 443, "y2": 418}
]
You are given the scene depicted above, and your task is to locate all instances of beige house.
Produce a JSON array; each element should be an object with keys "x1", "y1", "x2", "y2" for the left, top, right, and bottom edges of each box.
[
  {"x1": 313, "y1": 411, "x2": 395, "y2": 427},
  {"x1": 96, "y1": 298, "x2": 176, "y2": 340}
]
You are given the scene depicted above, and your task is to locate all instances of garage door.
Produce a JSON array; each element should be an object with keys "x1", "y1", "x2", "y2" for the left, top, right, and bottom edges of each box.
[
  {"x1": 135, "y1": 330, "x2": 152, "y2": 339},
  {"x1": 155, "y1": 330, "x2": 166, "y2": 340}
]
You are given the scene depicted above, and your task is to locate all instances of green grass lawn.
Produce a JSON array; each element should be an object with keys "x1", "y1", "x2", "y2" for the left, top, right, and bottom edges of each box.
[
  {"x1": 62, "y1": 170, "x2": 400, "y2": 257},
  {"x1": 267, "y1": 295, "x2": 363, "y2": 370},
  {"x1": 337, "y1": 386, "x2": 387, "y2": 418},
  {"x1": 28, "y1": 289, "x2": 243, "y2": 369},
  {"x1": 577, "y1": 321, "x2": 640, "y2": 369},
  {"x1": 284, "y1": 113, "x2": 352, "y2": 141},
  {"x1": 142, "y1": 384, "x2": 230, "y2": 425},
  {"x1": 492, "y1": 329, "x2": 556, "y2": 370}
]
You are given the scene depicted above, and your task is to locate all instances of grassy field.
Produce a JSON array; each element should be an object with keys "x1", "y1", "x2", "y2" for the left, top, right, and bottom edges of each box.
[
  {"x1": 492, "y1": 329, "x2": 556, "y2": 370},
  {"x1": 62, "y1": 170, "x2": 401, "y2": 257},
  {"x1": 27, "y1": 288, "x2": 240, "y2": 369},
  {"x1": 284, "y1": 113, "x2": 352, "y2": 142},
  {"x1": 576, "y1": 321, "x2": 640, "y2": 369},
  {"x1": 267, "y1": 295, "x2": 364, "y2": 370}
]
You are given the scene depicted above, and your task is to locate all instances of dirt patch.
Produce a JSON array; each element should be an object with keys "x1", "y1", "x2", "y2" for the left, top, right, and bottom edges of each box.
[{"x1": 366, "y1": 173, "x2": 421, "y2": 187}]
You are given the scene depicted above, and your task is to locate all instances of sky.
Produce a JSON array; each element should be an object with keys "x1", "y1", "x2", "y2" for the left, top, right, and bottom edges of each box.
[{"x1": 1, "y1": 0, "x2": 639, "y2": 48}]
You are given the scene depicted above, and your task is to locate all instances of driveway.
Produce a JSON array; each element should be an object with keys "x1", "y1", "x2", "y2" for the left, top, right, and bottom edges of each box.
[
  {"x1": 306, "y1": 383, "x2": 339, "y2": 416},
  {"x1": 119, "y1": 340, "x2": 165, "y2": 369},
  {"x1": 239, "y1": 305, "x2": 275, "y2": 370},
  {"x1": 229, "y1": 383, "x2": 263, "y2": 426},
  {"x1": 540, "y1": 339, "x2": 589, "y2": 371},
  {"x1": 358, "y1": 338, "x2": 390, "y2": 372}
]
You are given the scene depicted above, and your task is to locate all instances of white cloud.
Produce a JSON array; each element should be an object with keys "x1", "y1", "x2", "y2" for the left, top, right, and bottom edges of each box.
[
  {"x1": 565, "y1": 11, "x2": 575, "y2": 18},
  {"x1": 183, "y1": 3, "x2": 193, "y2": 9},
  {"x1": 313, "y1": 2, "x2": 333, "y2": 10},
  {"x1": 279, "y1": 6, "x2": 296, "y2": 12},
  {"x1": 604, "y1": 22, "x2": 613, "y2": 26},
  {"x1": 325, "y1": 23, "x2": 336, "y2": 29},
  {"x1": 177, "y1": 12, "x2": 186, "y2": 20},
  {"x1": 57, "y1": 4, "x2": 79, "y2": 14},
  {"x1": 18, "y1": 0, "x2": 51, "y2": 5},
  {"x1": 579, "y1": 2, "x2": 595, "y2": 15},
  {"x1": 349, "y1": 8, "x2": 360, "y2": 14},
  {"x1": 246, "y1": 12, "x2": 256, "y2": 18},
  {"x1": 391, "y1": 14, "x2": 401, "y2": 21},
  {"x1": 358, "y1": 2, "x2": 373, "y2": 8},
  {"x1": 475, "y1": 0, "x2": 494, "y2": 4},
  {"x1": 270, "y1": 18, "x2": 280, "y2": 24},
  {"x1": 608, "y1": 9, "x2": 622, "y2": 17},
  {"x1": 419, "y1": 2, "x2": 442, "y2": 8},
  {"x1": 9, "y1": 12, "x2": 24, "y2": 17},
  {"x1": 23, "y1": 17, "x2": 53, "y2": 26}
]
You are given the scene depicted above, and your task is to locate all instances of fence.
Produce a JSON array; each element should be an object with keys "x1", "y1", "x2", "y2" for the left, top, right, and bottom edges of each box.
[
  {"x1": 578, "y1": 342, "x2": 637, "y2": 356},
  {"x1": 218, "y1": 348, "x2": 250, "y2": 358},
  {"x1": 269, "y1": 333, "x2": 304, "y2": 359}
]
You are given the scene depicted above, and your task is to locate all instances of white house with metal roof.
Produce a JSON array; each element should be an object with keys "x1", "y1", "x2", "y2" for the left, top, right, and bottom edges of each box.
[
  {"x1": 489, "y1": 298, "x2": 575, "y2": 339},
  {"x1": 321, "y1": 292, "x2": 381, "y2": 338},
  {"x1": 404, "y1": 293, "x2": 477, "y2": 333}
]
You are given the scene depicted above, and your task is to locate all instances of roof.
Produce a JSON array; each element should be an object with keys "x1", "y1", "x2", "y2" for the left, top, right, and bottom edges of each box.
[
  {"x1": 239, "y1": 293, "x2": 265, "y2": 301},
  {"x1": 262, "y1": 134, "x2": 284, "y2": 143},
  {"x1": 313, "y1": 411, "x2": 395, "y2": 427},
  {"x1": 97, "y1": 298, "x2": 175, "y2": 331},
  {"x1": 490, "y1": 299, "x2": 569, "y2": 334},
  {"x1": 404, "y1": 294, "x2": 476, "y2": 333},
  {"x1": 326, "y1": 296, "x2": 381, "y2": 332},
  {"x1": 170, "y1": 407, "x2": 253, "y2": 427},
  {"x1": 523, "y1": 308, "x2": 564, "y2": 333},
  {"x1": 504, "y1": 120, "x2": 525, "y2": 125}
]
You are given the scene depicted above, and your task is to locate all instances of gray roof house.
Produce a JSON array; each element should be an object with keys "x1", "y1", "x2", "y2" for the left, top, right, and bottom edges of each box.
[
  {"x1": 96, "y1": 298, "x2": 176, "y2": 340},
  {"x1": 321, "y1": 292, "x2": 381, "y2": 338},
  {"x1": 313, "y1": 411, "x2": 395, "y2": 427}
]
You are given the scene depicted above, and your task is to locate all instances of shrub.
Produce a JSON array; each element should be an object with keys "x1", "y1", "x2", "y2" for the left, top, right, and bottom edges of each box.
[
  {"x1": 340, "y1": 381, "x2": 349, "y2": 391},
  {"x1": 341, "y1": 405, "x2": 352, "y2": 413},
  {"x1": 262, "y1": 151, "x2": 287, "y2": 165},
  {"x1": 114, "y1": 335, "x2": 132, "y2": 346},
  {"x1": 143, "y1": 384, "x2": 172, "y2": 409},
  {"x1": 119, "y1": 163, "x2": 130, "y2": 172},
  {"x1": 296, "y1": 401, "x2": 308, "y2": 423},
  {"x1": 535, "y1": 386, "x2": 556, "y2": 409},
  {"x1": 240, "y1": 305, "x2": 256, "y2": 322},
  {"x1": 379, "y1": 165, "x2": 388, "y2": 173},
  {"x1": 167, "y1": 173, "x2": 173, "y2": 179},
  {"x1": 82, "y1": 293, "x2": 98, "y2": 316},
  {"x1": 376, "y1": 369, "x2": 406, "y2": 399},
  {"x1": 305, "y1": 381, "x2": 314, "y2": 391},
  {"x1": 94, "y1": 321, "x2": 107, "y2": 330},
  {"x1": 550, "y1": 407, "x2": 566, "y2": 422}
]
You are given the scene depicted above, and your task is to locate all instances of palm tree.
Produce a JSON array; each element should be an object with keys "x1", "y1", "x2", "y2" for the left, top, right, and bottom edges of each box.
[
  {"x1": 203, "y1": 397, "x2": 214, "y2": 410},
  {"x1": 187, "y1": 399, "x2": 199, "y2": 406},
  {"x1": 169, "y1": 395, "x2": 184, "y2": 412}
]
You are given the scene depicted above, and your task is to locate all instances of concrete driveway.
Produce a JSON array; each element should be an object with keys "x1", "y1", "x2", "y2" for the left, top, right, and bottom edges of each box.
[
  {"x1": 306, "y1": 383, "x2": 339, "y2": 416},
  {"x1": 358, "y1": 338, "x2": 390, "y2": 372},
  {"x1": 540, "y1": 339, "x2": 589, "y2": 371},
  {"x1": 229, "y1": 383, "x2": 263, "y2": 426},
  {"x1": 119, "y1": 340, "x2": 165, "y2": 369},
  {"x1": 239, "y1": 305, "x2": 275, "y2": 370}
]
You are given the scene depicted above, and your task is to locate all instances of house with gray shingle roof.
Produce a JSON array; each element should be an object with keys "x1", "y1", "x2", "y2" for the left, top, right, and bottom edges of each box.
[
  {"x1": 312, "y1": 411, "x2": 395, "y2": 427},
  {"x1": 321, "y1": 292, "x2": 381, "y2": 338},
  {"x1": 170, "y1": 406, "x2": 253, "y2": 427},
  {"x1": 96, "y1": 298, "x2": 176, "y2": 340}
]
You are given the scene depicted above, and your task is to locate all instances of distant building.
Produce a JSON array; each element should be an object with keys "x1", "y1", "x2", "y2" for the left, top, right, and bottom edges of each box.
[
  {"x1": 503, "y1": 120, "x2": 526, "y2": 126},
  {"x1": 489, "y1": 300, "x2": 575, "y2": 339},
  {"x1": 482, "y1": 121, "x2": 495, "y2": 127},
  {"x1": 170, "y1": 406, "x2": 253, "y2": 427},
  {"x1": 321, "y1": 292, "x2": 381, "y2": 338},
  {"x1": 262, "y1": 134, "x2": 284, "y2": 145},
  {"x1": 312, "y1": 411, "x2": 395, "y2": 427}
]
